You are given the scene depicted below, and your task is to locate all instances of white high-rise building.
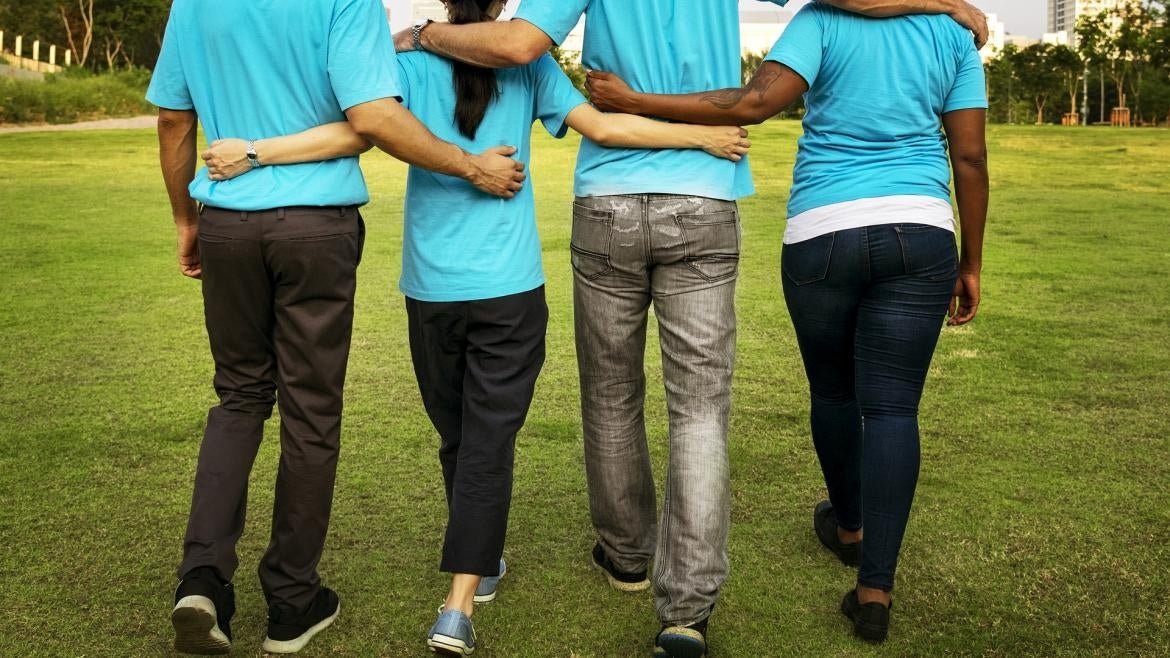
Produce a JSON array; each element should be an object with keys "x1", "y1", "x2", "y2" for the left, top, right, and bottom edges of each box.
[
  {"x1": 1047, "y1": 0, "x2": 1138, "y2": 46},
  {"x1": 979, "y1": 13, "x2": 1007, "y2": 62}
]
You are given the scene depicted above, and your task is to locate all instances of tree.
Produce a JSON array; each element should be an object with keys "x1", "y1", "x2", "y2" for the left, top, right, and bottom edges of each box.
[
  {"x1": 1076, "y1": 10, "x2": 1112, "y2": 123},
  {"x1": 58, "y1": 0, "x2": 95, "y2": 68},
  {"x1": 1049, "y1": 45, "x2": 1084, "y2": 119},
  {"x1": 1014, "y1": 44, "x2": 1062, "y2": 125}
]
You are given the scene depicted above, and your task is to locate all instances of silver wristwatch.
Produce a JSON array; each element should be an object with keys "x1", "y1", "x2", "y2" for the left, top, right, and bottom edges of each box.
[
  {"x1": 412, "y1": 18, "x2": 433, "y2": 51},
  {"x1": 246, "y1": 140, "x2": 261, "y2": 169}
]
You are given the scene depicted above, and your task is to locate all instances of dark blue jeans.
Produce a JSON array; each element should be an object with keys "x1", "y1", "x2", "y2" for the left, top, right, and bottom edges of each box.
[{"x1": 782, "y1": 223, "x2": 957, "y2": 592}]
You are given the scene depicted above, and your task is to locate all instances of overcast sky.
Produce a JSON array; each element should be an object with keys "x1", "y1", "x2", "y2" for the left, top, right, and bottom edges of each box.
[{"x1": 743, "y1": 0, "x2": 1048, "y2": 37}]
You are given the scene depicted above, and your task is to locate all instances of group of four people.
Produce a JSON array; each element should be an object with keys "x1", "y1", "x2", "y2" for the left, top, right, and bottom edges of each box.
[{"x1": 150, "y1": 0, "x2": 989, "y2": 655}]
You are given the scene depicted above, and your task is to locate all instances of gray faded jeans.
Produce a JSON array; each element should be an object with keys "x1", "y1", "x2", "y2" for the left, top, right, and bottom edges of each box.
[{"x1": 571, "y1": 194, "x2": 738, "y2": 626}]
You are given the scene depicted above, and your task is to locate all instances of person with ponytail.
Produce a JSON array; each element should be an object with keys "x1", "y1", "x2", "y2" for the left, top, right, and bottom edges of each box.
[{"x1": 199, "y1": 0, "x2": 748, "y2": 654}]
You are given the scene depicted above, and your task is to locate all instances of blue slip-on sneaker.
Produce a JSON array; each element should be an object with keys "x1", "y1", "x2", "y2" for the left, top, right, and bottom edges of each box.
[
  {"x1": 473, "y1": 559, "x2": 507, "y2": 604},
  {"x1": 427, "y1": 608, "x2": 477, "y2": 656},
  {"x1": 653, "y1": 617, "x2": 708, "y2": 658}
]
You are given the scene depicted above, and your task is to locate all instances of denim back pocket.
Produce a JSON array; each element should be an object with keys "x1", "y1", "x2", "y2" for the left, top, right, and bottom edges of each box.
[
  {"x1": 894, "y1": 224, "x2": 958, "y2": 282},
  {"x1": 677, "y1": 210, "x2": 740, "y2": 282},
  {"x1": 781, "y1": 232, "x2": 835, "y2": 286},
  {"x1": 570, "y1": 203, "x2": 614, "y2": 280}
]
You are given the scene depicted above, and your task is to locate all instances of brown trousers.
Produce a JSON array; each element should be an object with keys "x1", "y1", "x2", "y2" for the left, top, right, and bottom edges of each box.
[{"x1": 177, "y1": 205, "x2": 364, "y2": 613}]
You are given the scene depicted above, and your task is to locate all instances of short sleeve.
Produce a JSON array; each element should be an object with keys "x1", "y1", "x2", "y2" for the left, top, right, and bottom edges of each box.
[
  {"x1": 328, "y1": 0, "x2": 402, "y2": 110},
  {"x1": 514, "y1": 0, "x2": 589, "y2": 46},
  {"x1": 763, "y1": 4, "x2": 824, "y2": 89},
  {"x1": 395, "y1": 55, "x2": 417, "y2": 109},
  {"x1": 944, "y1": 41, "x2": 989, "y2": 113},
  {"x1": 531, "y1": 54, "x2": 588, "y2": 139},
  {"x1": 145, "y1": 9, "x2": 193, "y2": 110}
]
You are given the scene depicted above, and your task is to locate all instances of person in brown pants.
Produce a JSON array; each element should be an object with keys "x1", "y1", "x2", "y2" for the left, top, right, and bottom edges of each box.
[{"x1": 148, "y1": 1, "x2": 526, "y2": 653}]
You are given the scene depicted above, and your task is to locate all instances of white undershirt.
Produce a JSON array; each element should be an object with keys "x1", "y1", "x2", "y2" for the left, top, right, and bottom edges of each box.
[{"x1": 783, "y1": 195, "x2": 956, "y2": 245}]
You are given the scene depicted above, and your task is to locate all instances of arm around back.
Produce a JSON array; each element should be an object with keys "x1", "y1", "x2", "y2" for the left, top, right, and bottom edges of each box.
[
  {"x1": 345, "y1": 97, "x2": 527, "y2": 198},
  {"x1": 404, "y1": 19, "x2": 553, "y2": 68},
  {"x1": 564, "y1": 104, "x2": 752, "y2": 162},
  {"x1": 587, "y1": 62, "x2": 808, "y2": 127},
  {"x1": 818, "y1": 0, "x2": 989, "y2": 47}
]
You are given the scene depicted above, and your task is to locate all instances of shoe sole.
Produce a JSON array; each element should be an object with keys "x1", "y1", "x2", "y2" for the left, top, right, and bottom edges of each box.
[
  {"x1": 261, "y1": 600, "x2": 341, "y2": 654},
  {"x1": 427, "y1": 633, "x2": 475, "y2": 656},
  {"x1": 840, "y1": 596, "x2": 888, "y2": 643},
  {"x1": 591, "y1": 555, "x2": 651, "y2": 593},
  {"x1": 172, "y1": 596, "x2": 230, "y2": 655},
  {"x1": 656, "y1": 627, "x2": 707, "y2": 658}
]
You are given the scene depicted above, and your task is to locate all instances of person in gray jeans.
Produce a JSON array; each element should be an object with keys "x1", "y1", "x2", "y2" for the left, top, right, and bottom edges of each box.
[{"x1": 397, "y1": 0, "x2": 987, "y2": 655}]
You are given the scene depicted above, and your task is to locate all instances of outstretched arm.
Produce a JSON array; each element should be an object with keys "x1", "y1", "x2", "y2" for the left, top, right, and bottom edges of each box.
[
  {"x1": 820, "y1": 0, "x2": 988, "y2": 47},
  {"x1": 941, "y1": 108, "x2": 988, "y2": 326},
  {"x1": 564, "y1": 104, "x2": 752, "y2": 162},
  {"x1": 588, "y1": 62, "x2": 809, "y2": 127},
  {"x1": 203, "y1": 122, "x2": 370, "y2": 181},
  {"x1": 394, "y1": 19, "x2": 553, "y2": 68}
]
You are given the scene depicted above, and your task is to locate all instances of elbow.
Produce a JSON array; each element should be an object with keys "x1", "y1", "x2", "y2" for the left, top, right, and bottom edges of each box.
[
  {"x1": 157, "y1": 108, "x2": 195, "y2": 133},
  {"x1": 346, "y1": 105, "x2": 389, "y2": 141},
  {"x1": 957, "y1": 149, "x2": 989, "y2": 171},
  {"x1": 348, "y1": 114, "x2": 378, "y2": 140},
  {"x1": 735, "y1": 102, "x2": 774, "y2": 126},
  {"x1": 590, "y1": 125, "x2": 618, "y2": 147},
  {"x1": 507, "y1": 39, "x2": 547, "y2": 66}
]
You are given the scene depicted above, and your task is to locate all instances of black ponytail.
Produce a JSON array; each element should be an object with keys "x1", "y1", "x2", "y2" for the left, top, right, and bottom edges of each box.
[{"x1": 447, "y1": 0, "x2": 500, "y2": 139}]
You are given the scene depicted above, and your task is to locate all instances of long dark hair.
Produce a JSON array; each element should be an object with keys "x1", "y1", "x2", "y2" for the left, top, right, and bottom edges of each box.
[{"x1": 448, "y1": 0, "x2": 500, "y2": 139}]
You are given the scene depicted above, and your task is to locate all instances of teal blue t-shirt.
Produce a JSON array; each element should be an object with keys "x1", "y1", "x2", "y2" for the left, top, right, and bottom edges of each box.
[
  {"x1": 396, "y1": 52, "x2": 587, "y2": 302},
  {"x1": 765, "y1": 4, "x2": 988, "y2": 217},
  {"x1": 515, "y1": 0, "x2": 788, "y2": 201},
  {"x1": 146, "y1": 0, "x2": 401, "y2": 211}
]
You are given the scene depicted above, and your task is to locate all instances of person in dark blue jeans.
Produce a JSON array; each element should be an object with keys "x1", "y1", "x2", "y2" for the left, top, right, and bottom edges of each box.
[{"x1": 588, "y1": 1, "x2": 989, "y2": 644}]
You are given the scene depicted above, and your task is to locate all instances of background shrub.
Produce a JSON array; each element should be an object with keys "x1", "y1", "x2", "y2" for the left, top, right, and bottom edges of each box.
[{"x1": 0, "y1": 69, "x2": 152, "y2": 124}]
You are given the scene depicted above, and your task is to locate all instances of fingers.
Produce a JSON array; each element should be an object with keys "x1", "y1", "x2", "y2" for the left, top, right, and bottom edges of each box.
[
  {"x1": 586, "y1": 70, "x2": 611, "y2": 80},
  {"x1": 489, "y1": 144, "x2": 518, "y2": 157}
]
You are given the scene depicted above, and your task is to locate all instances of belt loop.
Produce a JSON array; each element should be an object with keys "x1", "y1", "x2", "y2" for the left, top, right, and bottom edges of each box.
[
  {"x1": 239, "y1": 211, "x2": 248, "y2": 222},
  {"x1": 276, "y1": 208, "x2": 286, "y2": 221},
  {"x1": 339, "y1": 206, "x2": 347, "y2": 218}
]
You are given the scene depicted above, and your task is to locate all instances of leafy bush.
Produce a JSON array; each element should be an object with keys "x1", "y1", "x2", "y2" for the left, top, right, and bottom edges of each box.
[{"x1": 0, "y1": 68, "x2": 152, "y2": 124}]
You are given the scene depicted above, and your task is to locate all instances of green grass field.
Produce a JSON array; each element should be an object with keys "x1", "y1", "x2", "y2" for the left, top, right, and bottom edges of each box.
[{"x1": 1, "y1": 122, "x2": 1168, "y2": 657}]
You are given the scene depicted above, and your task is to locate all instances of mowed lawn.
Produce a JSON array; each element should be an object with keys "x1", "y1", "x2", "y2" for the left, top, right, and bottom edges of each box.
[{"x1": 0, "y1": 123, "x2": 1168, "y2": 658}]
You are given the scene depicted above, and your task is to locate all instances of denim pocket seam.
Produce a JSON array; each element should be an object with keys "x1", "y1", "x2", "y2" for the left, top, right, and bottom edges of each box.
[
  {"x1": 571, "y1": 204, "x2": 615, "y2": 280},
  {"x1": 676, "y1": 210, "x2": 741, "y2": 283},
  {"x1": 894, "y1": 226, "x2": 957, "y2": 282},
  {"x1": 781, "y1": 232, "x2": 835, "y2": 286}
]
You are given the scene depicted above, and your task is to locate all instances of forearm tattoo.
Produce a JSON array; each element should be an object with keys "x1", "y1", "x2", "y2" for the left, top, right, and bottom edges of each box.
[{"x1": 701, "y1": 66, "x2": 783, "y2": 109}]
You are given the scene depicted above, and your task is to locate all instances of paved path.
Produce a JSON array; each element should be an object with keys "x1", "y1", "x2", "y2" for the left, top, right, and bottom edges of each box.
[{"x1": 0, "y1": 116, "x2": 155, "y2": 134}]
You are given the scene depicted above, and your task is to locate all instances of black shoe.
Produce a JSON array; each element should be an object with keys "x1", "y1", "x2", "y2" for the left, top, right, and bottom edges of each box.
[
  {"x1": 261, "y1": 587, "x2": 341, "y2": 654},
  {"x1": 840, "y1": 589, "x2": 890, "y2": 643},
  {"x1": 654, "y1": 617, "x2": 708, "y2": 658},
  {"x1": 591, "y1": 542, "x2": 651, "y2": 592},
  {"x1": 814, "y1": 500, "x2": 861, "y2": 567},
  {"x1": 172, "y1": 566, "x2": 234, "y2": 655}
]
